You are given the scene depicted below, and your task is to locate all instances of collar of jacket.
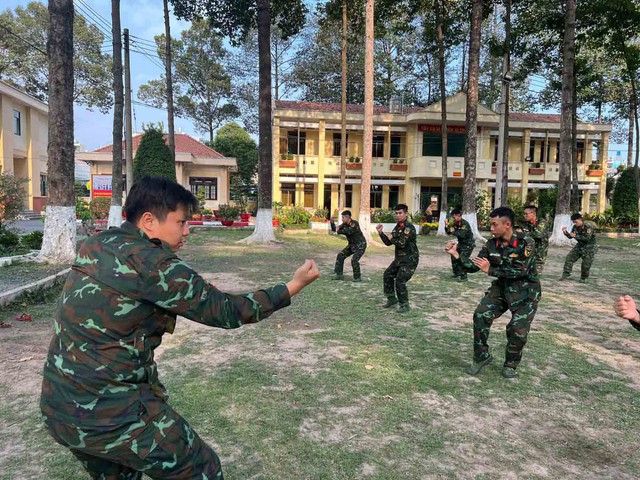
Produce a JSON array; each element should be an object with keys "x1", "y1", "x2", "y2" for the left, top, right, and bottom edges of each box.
[
  {"x1": 118, "y1": 220, "x2": 164, "y2": 247},
  {"x1": 494, "y1": 233, "x2": 519, "y2": 248}
]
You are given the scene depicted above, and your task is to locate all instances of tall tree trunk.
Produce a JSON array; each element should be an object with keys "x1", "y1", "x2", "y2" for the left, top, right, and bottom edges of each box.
[
  {"x1": 550, "y1": 0, "x2": 576, "y2": 246},
  {"x1": 359, "y1": 0, "x2": 374, "y2": 242},
  {"x1": 496, "y1": 0, "x2": 511, "y2": 208},
  {"x1": 39, "y1": 0, "x2": 76, "y2": 263},
  {"x1": 461, "y1": 41, "x2": 467, "y2": 92},
  {"x1": 436, "y1": 0, "x2": 449, "y2": 235},
  {"x1": 164, "y1": 0, "x2": 176, "y2": 164},
  {"x1": 123, "y1": 29, "x2": 134, "y2": 194},
  {"x1": 462, "y1": 0, "x2": 485, "y2": 242},
  {"x1": 339, "y1": 0, "x2": 347, "y2": 216},
  {"x1": 628, "y1": 95, "x2": 635, "y2": 167},
  {"x1": 570, "y1": 72, "x2": 579, "y2": 213},
  {"x1": 239, "y1": 0, "x2": 276, "y2": 243},
  {"x1": 273, "y1": 37, "x2": 279, "y2": 100},
  {"x1": 631, "y1": 75, "x2": 640, "y2": 234},
  {"x1": 108, "y1": 0, "x2": 124, "y2": 228}
]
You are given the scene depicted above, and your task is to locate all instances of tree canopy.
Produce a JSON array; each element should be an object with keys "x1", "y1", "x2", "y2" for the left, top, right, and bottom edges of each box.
[{"x1": 133, "y1": 126, "x2": 177, "y2": 182}]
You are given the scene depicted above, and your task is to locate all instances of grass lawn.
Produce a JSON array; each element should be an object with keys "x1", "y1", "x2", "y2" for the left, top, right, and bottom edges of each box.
[{"x1": 1, "y1": 230, "x2": 640, "y2": 479}]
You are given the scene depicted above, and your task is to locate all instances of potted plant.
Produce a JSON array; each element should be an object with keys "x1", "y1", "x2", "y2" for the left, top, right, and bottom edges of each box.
[
  {"x1": 279, "y1": 152, "x2": 297, "y2": 168},
  {"x1": 390, "y1": 158, "x2": 407, "y2": 171},
  {"x1": 202, "y1": 208, "x2": 213, "y2": 221},
  {"x1": 587, "y1": 163, "x2": 603, "y2": 176},
  {"x1": 218, "y1": 204, "x2": 240, "y2": 226},
  {"x1": 529, "y1": 162, "x2": 545, "y2": 175},
  {"x1": 347, "y1": 156, "x2": 362, "y2": 170}
]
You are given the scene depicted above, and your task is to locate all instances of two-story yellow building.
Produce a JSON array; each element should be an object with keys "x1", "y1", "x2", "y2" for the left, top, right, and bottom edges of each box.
[
  {"x1": 0, "y1": 81, "x2": 49, "y2": 212},
  {"x1": 273, "y1": 93, "x2": 611, "y2": 218}
]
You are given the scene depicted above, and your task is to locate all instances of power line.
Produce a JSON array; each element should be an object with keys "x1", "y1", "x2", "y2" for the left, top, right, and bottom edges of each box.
[
  {"x1": 132, "y1": 99, "x2": 168, "y2": 111},
  {"x1": 75, "y1": 0, "x2": 113, "y2": 36},
  {"x1": 74, "y1": 1, "x2": 112, "y2": 41},
  {"x1": 0, "y1": 22, "x2": 47, "y2": 56}
]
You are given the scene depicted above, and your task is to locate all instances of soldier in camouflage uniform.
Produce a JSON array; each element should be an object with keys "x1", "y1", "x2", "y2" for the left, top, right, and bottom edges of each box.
[
  {"x1": 40, "y1": 177, "x2": 320, "y2": 480},
  {"x1": 376, "y1": 204, "x2": 419, "y2": 313},
  {"x1": 445, "y1": 207, "x2": 541, "y2": 379},
  {"x1": 331, "y1": 210, "x2": 367, "y2": 282},
  {"x1": 561, "y1": 213, "x2": 598, "y2": 282},
  {"x1": 517, "y1": 205, "x2": 550, "y2": 274},
  {"x1": 446, "y1": 208, "x2": 475, "y2": 281}
]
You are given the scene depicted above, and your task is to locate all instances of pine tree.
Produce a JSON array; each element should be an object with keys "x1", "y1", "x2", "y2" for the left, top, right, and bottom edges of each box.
[{"x1": 133, "y1": 126, "x2": 177, "y2": 182}]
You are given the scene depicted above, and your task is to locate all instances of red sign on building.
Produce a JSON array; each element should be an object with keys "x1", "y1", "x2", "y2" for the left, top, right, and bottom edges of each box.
[
  {"x1": 91, "y1": 174, "x2": 112, "y2": 198},
  {"x1": 418, "y1": 125, "x2": 467, "y2": 134}
]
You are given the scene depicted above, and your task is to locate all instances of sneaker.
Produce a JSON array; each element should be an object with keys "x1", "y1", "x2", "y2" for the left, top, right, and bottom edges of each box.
[
  {"x1": 331, "y1": 274, "x2": 344, "y2": 280},
  {"x1": 502, "y1": 367, "x2": 517, "y2": 379},
  {"x1": 464, "y1": 355, "x2": 493, "y2": 375},
  {"x1": 381, "y1": 297, "x2": 399, "y2": 309},
  {"x1": 352, "y1": 277, "x2": 362, "y2": 283},
  {"x1": 396, "y1": 303, "x2": 411, "y2": 313}
]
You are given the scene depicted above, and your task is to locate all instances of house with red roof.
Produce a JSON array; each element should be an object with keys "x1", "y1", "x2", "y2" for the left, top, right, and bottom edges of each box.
[
  {"x1": 77, "y1": 132, "x2": 237, "y2": 209},
  {"x1": 273, "y1": 92, "x2": 612, "y2": 217}
]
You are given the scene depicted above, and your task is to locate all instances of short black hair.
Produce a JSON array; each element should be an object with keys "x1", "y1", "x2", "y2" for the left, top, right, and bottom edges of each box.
[
  {"x1": 124, "y1": 176, "x2": 198, "y2": 224},
  {"x1": 394, "y1": 204, "x2": 408, "y2": 213},
  {"x1": 524, "y1": 205, "x2": 538, "y2": 212},
  {"x1": 451, "y1": 207, "x2": 462, "y2": 216},
  {"x1": 571, "y1": 213, "x2": 583, "y2": 221},
  {"x1": 489, "y1": 206, "x2": 515, "y2": 224},
  {"x1": 341, "y1": 210, "x2": 351, "y2": 217}
]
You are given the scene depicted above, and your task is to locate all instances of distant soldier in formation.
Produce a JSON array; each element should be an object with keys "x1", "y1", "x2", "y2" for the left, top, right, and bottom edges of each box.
[
  {"x1": 40, "y1": 177, "x2": 320, "y2": 479},
  {"x1": 331, "y1": 210, "x2": 367, "y2": 282},
  {"x1": 376, "y1": 204, "x2": 419, "y2": 313},
  {"x1": 517, "y1": 205, "x2": 550, "y2": 274},
  {"x1": 561, "y1": 213, "x2": 598, "y2": 282},
  {"x1": 446, "y1": 207, "x2": 475, "y2": 281},
  {"x1": 445, "y1": 207, "x2": 541, "y2": 379}
]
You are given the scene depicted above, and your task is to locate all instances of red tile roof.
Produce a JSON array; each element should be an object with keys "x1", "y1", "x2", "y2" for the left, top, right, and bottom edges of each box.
[
  {"x1": 276, "y1": 100, "x2": 566, "y2": 124},
  {"x1": 275, "y1": 100, "x2": 423, "y2": 114},
  {"x1": 94, "y1": 133, "x2": 225, "y2": 158},
  {"x1": 509, "y1": 112, "x2": 562, "y2": 123}
]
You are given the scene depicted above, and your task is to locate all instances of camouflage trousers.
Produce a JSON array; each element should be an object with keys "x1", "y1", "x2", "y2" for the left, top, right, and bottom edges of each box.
[
  {"x1": 45, "y1": 406, "x2": 223, "y2": 480},
  {"x1": 451, "y1": 244, "x2": 474, "y2": 278},
  {"x1": 563, "y1": 245, "x2": 597, "y2": 279},
  {"x1": 535, "y1": 245, "x2": 548, "y2": 274},
  {"x1": 472, "y1": 279, "x2": 541, "y2": 369},
  {"x1": 383, "y1": 259, "x2": 418, "y2": 304},
  {"x1": 334, "y1": 243, "x2": 367, "y2": 279}
]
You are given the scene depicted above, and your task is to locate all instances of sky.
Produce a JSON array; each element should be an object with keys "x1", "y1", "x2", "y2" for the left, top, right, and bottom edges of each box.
[{"x1": 3, "y1": 0, "x2": 630, "y2": 161}]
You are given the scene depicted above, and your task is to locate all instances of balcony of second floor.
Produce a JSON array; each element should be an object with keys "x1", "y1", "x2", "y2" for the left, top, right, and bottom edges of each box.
[{"x1": 276, "y1": 154, "x2": 409, "y2": 177}]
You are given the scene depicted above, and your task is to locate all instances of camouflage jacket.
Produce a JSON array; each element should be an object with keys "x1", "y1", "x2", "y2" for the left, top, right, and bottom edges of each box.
[
  {"x1": 336, "y1": 220, "x2": 366, "y2": 247},
  {"x1": 456, "y1": 232, "x2": 539, "y2": 283},
  {"x1": 379, "y1": 221, "x2": 419, "y2": 264},
  {"x1": 40, "y1": 222, "x2": 291, "y2": 428},
  {"x1": 564, "y1": 221, "x2": 597, "y2": 248},
  {"x1": 518, "y1": 218, "x2": 549, "y2": 249},
  {"x1": 446, "y1": 219, "x2": 475, "y2": 247}
]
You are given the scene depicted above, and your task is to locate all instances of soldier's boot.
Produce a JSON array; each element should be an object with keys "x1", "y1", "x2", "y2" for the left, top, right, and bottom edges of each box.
[
  {"x1": 396, "y1": 303, "x2": 410, "y2": 313},
  {"x1": 332, "y1": 274, "x2": 344, "y2": 280},
  {"x1": 352, "y1": 277, "x2": 362, "y2": 283},
  {"x1": 579, "y1": 277, "x2": 589, "y2": 284},
  {"x1": 501, "y1": 367, "x2": 518, "y2": 379},
  {"x1": 457, "y1": 275, "x2": 468, "y2": 282},
  {"x1": 560, "y1": 274, "x2": 570, "y2": 281},
  {"x1": 381, "y1": 297, "x2": 399, "y2": 309},
  {"x1": 464, "y1": 355, "x2": 493, "y2": 375}
]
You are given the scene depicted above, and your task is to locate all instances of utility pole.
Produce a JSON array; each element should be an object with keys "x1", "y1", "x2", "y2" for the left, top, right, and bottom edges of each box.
[
  {"x1": 163, "y1": 0, "x2": 175, "y2": 163},
  {"x1": 123, "y1": 28, "x2": 133, "y2": 193},
  {"x1": 495, "y1": 1, "x2": 511, "y2": 208}
]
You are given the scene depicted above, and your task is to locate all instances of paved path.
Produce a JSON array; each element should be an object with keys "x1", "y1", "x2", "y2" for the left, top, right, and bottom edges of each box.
[{"x1": 7, "y1": 220, "x2": 44, "y2": 233}]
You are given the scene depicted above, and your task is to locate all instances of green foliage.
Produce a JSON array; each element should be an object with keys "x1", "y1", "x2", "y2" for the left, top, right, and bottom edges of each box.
[
  {"x1": 21, "y1": 231, "x2": 43, "y2": 250},
  {"x1": 74, "y1": 180, "x2": 90, "y2": 198},
  {"x1": 310, "y1": 207, "x2": 329, "y2": 221},
  {"x1": 0, "y1": 2, "x2": 113, "y2": 112},
  {"x1": 75, "y1": 199, "x2": 91, "y2": 221},
  {"x1": 133, "y1": 126, "x2": 176, "y2": 182},
  {"x1": 0, "y1": 173, "x2": 28, "y2": 222},
  {"x1": 538, "y1": 187, "x2": 558, "y2": 222},
  {"x1": 507, "y1": 196, "x2": 526, "y2": 222},
  {"x1": 195, "y1": 187, "x2": 206, "y2": 214},
  {"x1": 212, "y1": 123, "x2": 258, "y2": 207},
  {"x1": 217, "y1": 204, "x2": 241, "y2": 221},
  {"x1": 371, "y1": 209, "x2": 396, "y2": 223},
  {"x1": 0, "y1": 225, "x2": 20, "y2": 254},
  {"x1": 611, "y1": 167, "x2": 638, "y2": 220},
  {"x1": 475, "y1": 190, "x2": 492, "y2": 228},
  {"x1": 273, "y1": 204, "x2": 311, "y2": 226},
  {"x1": 409, "y1": 210, "x2": 425, "y2": 223},
  {"x1": 584, "y1": 207, "x2": 617, "y2": 230},
  {"x1": 89, "y1": 198, "x2": 111, "y2": 220}
]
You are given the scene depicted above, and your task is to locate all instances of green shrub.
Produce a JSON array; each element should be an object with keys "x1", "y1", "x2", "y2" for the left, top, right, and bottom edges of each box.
[
  {"x1": 21, "y1": 231, "x2": 43, "y2": 250},
  {"x1": 90, "y1": 198, "x2": 111, "y2": 220},
  {"x1": 217, "y1": 204, "x2": 241, "y2": 221},
  {"x1": 273, "y1": 206, "x2": 311, "y2": 226},
  {"x1": 371, "y1": 209, "x2": 396, "y2": 223},
  {"x1": 0, "y1": 173, "x2": 28, "y2": 222},
  {"x1": 133, "y1": 125, "x2": 176, "y2": 182},
  {"x1": 0, "y1": 225, "x2": 20, "y2": 254},
  {"x1": 612, "y1": 168, "x2": 638, "y2": 221}
]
